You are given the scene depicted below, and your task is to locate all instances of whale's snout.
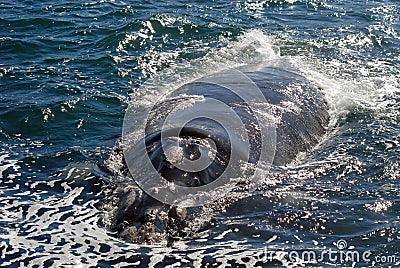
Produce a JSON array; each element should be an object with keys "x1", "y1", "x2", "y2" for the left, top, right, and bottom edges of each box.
[{"x1": 113, "y1": 187, "x2": 190, "y2": 244}]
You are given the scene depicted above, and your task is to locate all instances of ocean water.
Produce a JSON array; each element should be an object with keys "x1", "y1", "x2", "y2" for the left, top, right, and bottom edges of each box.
[{"x1": 0, "y1": 0, "x2": 399, "y2": 267}]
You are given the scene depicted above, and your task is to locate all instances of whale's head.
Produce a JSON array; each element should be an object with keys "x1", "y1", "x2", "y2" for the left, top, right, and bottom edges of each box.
[
  {"x1": 113, "y1": 120, "x2": 243, "y2": 244},
  {"x1": 113, "y1": 91, "x2": 267, "y2": 243}
]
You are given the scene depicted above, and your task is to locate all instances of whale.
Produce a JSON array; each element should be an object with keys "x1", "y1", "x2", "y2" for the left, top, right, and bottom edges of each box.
[{"x1": 109, "y1": 60, "x2": 330, "y2": 244}]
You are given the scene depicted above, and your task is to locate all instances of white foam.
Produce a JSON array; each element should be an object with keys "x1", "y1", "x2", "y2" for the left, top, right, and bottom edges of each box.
[
  {"x1": 130, "y1": 29, "x2": 398, "y2": 127},
  {"x1": 0, "y1": 154, "x2": 20, "y2": 179}
]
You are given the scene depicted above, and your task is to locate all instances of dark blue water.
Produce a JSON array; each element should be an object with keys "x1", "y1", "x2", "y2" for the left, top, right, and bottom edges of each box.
[{"x1": 1, "y1": 0, "x2": 399, "y2": 267}]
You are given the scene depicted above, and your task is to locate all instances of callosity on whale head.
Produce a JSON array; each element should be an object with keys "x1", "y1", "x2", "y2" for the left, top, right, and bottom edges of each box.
[{"x1": 109, "y1": 60, "x2": 330, "y2": 244}]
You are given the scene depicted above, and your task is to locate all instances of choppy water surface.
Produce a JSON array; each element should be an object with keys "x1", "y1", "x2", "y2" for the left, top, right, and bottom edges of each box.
[{"x1": 1, "y1": 0, "x2": 399, "y2": 267}]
